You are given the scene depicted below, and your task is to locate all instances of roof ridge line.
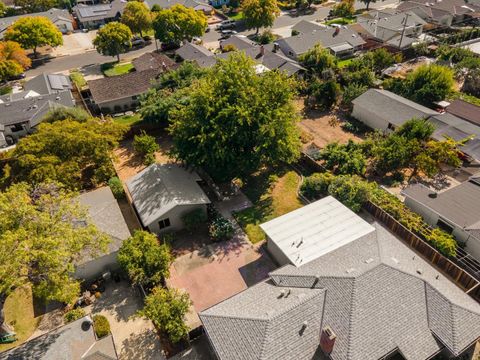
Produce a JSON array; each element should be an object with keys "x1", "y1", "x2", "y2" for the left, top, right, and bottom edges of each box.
[{"x1": 346, "y1": 276, "x2": 359, "y2": 360}]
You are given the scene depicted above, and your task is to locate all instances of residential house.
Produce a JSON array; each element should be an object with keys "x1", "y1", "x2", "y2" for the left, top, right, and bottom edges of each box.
[
  {"x1": 397, "y1": 0, "x2": 480, "y2": 26},
  {"x1": 274, "y1": 20, "x2": 366, "y2": 59},
  {"x1": 351, "y1": 89, "x2": 480, "y2": 161},
  {"x1": 74, "y1": 187, "x2": 131, "y2": 280},
  {"x1": 200, "y1": 196, "x2": 480, "y2": 360},
  {"x1": 446, "y1": 99, "x2": 480, "y2": 127},
  {"x1": 132, "y1": 52, "x2": 177, "y2": 72},
  {"x1": 176, "y1": 36, "x2": 305, "y2": 76},
  {"x1": 0, "y1": 8, "x2": 73, "y2": 38},
  {"x1": 145, "y1": 0, "x2": 213, "y2": 14},
  {"x1": 402, "y1": 175, "x2": 480, "y2": 260},
  {"x1": 126, "y1": 164, "x2": 210, "y2": 234},
  {"x1": 0, "y1": 73, "x2": 75, "y2": 147},
  {"x1": 351, "y1": 88, "x2": 439, "y2": 131},
  {"x1": 1, "y1": 315, "x2": 118, "y2": 360},
  {"x1": 73, "y1": 0, "x2": 126, "y2": 29},
  {"x1": 356, "y1": 10, "x2": 426, "y2": 49},
  {"x1": 88, "y1": 69, "x2": 158, "y2": 114}
]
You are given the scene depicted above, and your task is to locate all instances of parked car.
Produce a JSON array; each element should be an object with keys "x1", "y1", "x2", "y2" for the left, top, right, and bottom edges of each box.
[
  {"x1": 216, "y1": 21, "x2": 236, "y2": 30},
  {"x1": 219, "y1": 30, "x2": 237, "y2": 39},
  {"x1": 131, "y1": 36, "x2": 146, "y2": 47}
]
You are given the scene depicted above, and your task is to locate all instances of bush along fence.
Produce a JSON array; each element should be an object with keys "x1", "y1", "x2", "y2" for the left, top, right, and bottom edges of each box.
[{"x1": 299, "y1": 172, "x2": 480, "y2": 302}]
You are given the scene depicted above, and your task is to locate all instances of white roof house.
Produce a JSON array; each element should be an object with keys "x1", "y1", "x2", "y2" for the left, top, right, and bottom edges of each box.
[{"x1": 260, "y1": 196, "x2": 375, "y2": 266}]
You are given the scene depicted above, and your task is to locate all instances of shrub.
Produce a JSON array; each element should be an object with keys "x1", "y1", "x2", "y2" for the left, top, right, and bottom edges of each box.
[
  {"x1": 182, "y1": 208, "x2": 208, "y2": 231},
  {"x1": 341, "y1": 83, "x2": 367, "y2": 109},
  {"x1": 43, "y1": 107, "x2": 90, "y2": 123},
  {"x1": 108, "y1": 177, "x2": 125, "y2": 199},
  {"x1": 327, "y1": 175, "x2": 371, "y2": 212},
  {"x1": 93, "y1": 314, "x2": 110, "y2": 338},
  {"x1": 209, "y1": 216, "x2": 235, "y2": 241},
  {"x1": 133, "y1": 131, "x2": 159, "y2": 165},
  {"x1": 424, "y1": 228, "x2": 457, "y2": 257},
  {"x1": 300, "y1": 172, "x2": 334, "y2": 199},
  {"x1": 291, "y1": 29, "x2": 299, "y2": 36},
  {"x1": 64, "y1": 308, "x2": 86, "y2": 323},
  {"x1": 257, "y1": 30, "x2": 275, "y2": 44},
  {"x1": 0, "y1": 85, "x2": 12, "y2": 96},
  {"x1": 222, "y1": 44, "x2": 237, "y2": 53},
  {"x1": 306, "y1": 79, "x2": 341, "y2": 110}
]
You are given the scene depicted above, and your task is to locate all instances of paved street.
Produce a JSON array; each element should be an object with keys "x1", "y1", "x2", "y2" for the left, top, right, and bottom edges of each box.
[{"x1": 26, "y1": 0, "x2": 401, "y2": 77}]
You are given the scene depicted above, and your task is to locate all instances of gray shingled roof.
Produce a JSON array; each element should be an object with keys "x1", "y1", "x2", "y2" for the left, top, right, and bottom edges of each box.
[
  {"x1": 352, "y1": 89, "x2": 439, "y2": 126},
  {"x1": 0, "y1": 316, "x2": 118, "y2": 360},
  {"x1": 73, "y1": 0, "x2": 126, "y2": 23},
  {"x1": 126, "y1": 164, "x2": 210, "y2": 228},
  {"x1": 145, "y1": 0, "x2": 212, "y2": 11},
  {"x1": 397, "y1": 0, "x2": 480, "y2": 22},
  {"x1": 23, "y1": 73, "x2": 72, "y2": 95},
  {"x1": 132, "y1": 52, "x2": 177, "y2": 72},
  {"x1": 176, "y1": 42, "x2": 214, "y2": 61},
  {"x1": 402, "y1": 180, "x2": 480, "y2": 232},
  {"x1": 201, "y1": 221, "x2": 480, "y2": 360}
]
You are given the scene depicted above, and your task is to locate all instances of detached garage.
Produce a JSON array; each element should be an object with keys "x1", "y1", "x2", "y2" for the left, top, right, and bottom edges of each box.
[{"x1": 126, "y1": 164, "x2": 211, "y2": 234}]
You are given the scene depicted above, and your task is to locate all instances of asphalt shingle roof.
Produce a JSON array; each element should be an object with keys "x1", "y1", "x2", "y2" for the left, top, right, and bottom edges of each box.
[
  {"x1": 351, "y1": 89, "x2": 439, "y2": 126},
  {"x1": 201, "y1": 216, "x2": 480, "y2": 360},
  {"x1": 132, "y1": 52, "x2": 177, "y2": 72},
  {"x1": 0, "y1": 8, "x2": 72, "y2": 36},
  {"x1": 176, "y1": 42, "x2": 214, "y2": 61},
  {"x1": 126, "y1": 164, "x2": 210, "y2": 228},
  {"x1": 446, "y1": 99, "x2": 480, "y2": 127},
  {"x1": 73, "y1": 0, "x2": 126, "y2": 22}
]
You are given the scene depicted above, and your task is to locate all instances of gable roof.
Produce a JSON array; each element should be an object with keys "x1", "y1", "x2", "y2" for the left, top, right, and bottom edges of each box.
[
  {"x1": 397, "y1": 0, "x2": 480, "y2": 23},
  {"x1": 1, "y1": 316, "x2": 118, "y2": 360},
  {"x1": 24, "y1": 73, "x2": 72, "y2": 95},
  {"x1": 276, "y1": 23, "x2": 365, "y2": 57},
  {"x1": 402, "y1": 179, "x2": 480, "y2": 231},
  {"x1": 220, "y1": 35, "x2": 257, "y2": 51},
  {"x1": 132, "y1": 52, "x2": 177, "y2": 72},
  {"x1": 73, "y1": 0, "x2": 126, "y2": 23},
  {"x1": 446, "y1": 99, "x2": 480, "y2": 127},
  {"x1": 0, "y1": 8, "x2": 72, "y2": 36},
  {"x1": 126, "y1": 164, "x2": 210, "y2": 228},
  {"x1": 145, "y1": 0, "x2": 212, "y2": 11},
  {"x1": 201, "y1": 212, "x2": 480, "y2": 360},
  {"x1": 176, "y1": 42, "x2": 214, "y2": 61},
  {"x1": 352, "y1": 89, "x2": 439, "y2": 126},
  {"x1": 88, "y1": 69, "x2": 159, "y2": 105}
]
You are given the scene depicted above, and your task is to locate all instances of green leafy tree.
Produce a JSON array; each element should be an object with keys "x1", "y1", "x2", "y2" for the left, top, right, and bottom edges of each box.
[
  {"x1": 42, "y1": 106, "x2": 90, "y2": 123},
  {"x1": 0, "y1": 1, "x2": 6, "y2": 17},
  {"x1": 152, "y1": 4, "x2": 207, "y2": 46},
  {"x1": 318, "y1": 141, "x2": 367, "y2": 175},
  {"x1": 121, "y1": 1, "x2": 152, "y2": 37},
  {"x1": 0, "y1": 183, "x2": 109, "y2": 335},
  {"x1": 133, "y1": 131, "x2": 159, "y2": 165},
  {"x1": 359, "y1": 0, "x2": 384, "y2": 10},
  {"x1": 327, "y1": 175, "x2": 372, "y2": 212},
  {"x1": 300, "y1": 172, "x2": 335, "y2": 199},
  {"x1": 306, "y1": 79, "x2": 341, "y2": 110},
  {"x1": 341, "y1": 83, "x2": 367, "y2": 109},
  {"x1": 4, "y1": 16, "x2": 62, "y2": 58},
  {"x1": 400, "y1": 64, "x2": 454, "y2": 106},
  {"x1": 372, "y1": 133, "x2": 413, "y2": 175},
  {"x1": 8, "y1": 118, "x2": 126, "y2": 190},
  {"x1": 93, "y1": 22, "x2": 132, "y2": 62},
  {"x1": 395, "y1": 117, "x2": 434, "y2": 141},
  {"x1": 14, "y1": 0, "x2": 57, "y2": 13},
  {"x1": 341, "y1": 67, "x2": 375, "y2": 87},
  {"x1": 332, "y1": 0, "x2": 354, "y2": 17},
  {"x1": 118, "y1": 230, "x2": 172, "y2": 287},
  {"x1": 138, "y1": 287, "x2": 191, "y2": 343},
  {"x1": 243, "y1": 0, "x2": 280, "y2": 35},
  {"x1": 299, "y1": 44, "x2": 337, "y2": 75},
  {"x1": 169, "y1": 52, "x2": 301, "y2": 182},
  {"x1": 0, "y1": 40, "x2": 31, "y2": 81}
]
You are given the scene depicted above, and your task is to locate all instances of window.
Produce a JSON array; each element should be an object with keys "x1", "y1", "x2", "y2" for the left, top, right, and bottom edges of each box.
[
  {"x1": 437, "y1": 218, "x2": 454, "y2": 234},
  {"x1": 158, "y1": 218, "x2": 171, "y2": 230}
]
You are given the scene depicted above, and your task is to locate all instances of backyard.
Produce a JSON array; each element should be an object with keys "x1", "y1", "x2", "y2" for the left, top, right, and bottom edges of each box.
[
  {"x1": 113, "y1": 113, "x2": 144, "y2": 127},
  {"x1": 234, "y1": 168, "x2": 303, "y2": 244}
]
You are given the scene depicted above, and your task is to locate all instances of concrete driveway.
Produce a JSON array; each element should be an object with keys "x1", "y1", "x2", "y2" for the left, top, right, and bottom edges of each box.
[
  {"x1": 85, "y1": 281, "x2": 165, "y2": 360},
  {"x1": 52, "y1": 31, "x2": 97, "y2": 57}
]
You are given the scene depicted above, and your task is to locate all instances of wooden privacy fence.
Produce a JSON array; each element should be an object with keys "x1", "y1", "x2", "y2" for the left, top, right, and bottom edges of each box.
[{"x1": 364, "y1": 201, "x2": 480, "y2": 302}]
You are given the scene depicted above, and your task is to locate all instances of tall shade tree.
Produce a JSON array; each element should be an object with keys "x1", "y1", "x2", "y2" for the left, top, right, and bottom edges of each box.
[
  {"x1": 359, "y1": 0, "x2": 384, "y2": 10},
  {"x1": 299, "y1": 44, "x2": 337, "y2": 75},
  {"x1": 14, "y1": 0, "x2": 57, "y2": 13},
  {"x1": 118, "y1": 230, "x2": 173, "y2": 287},
  {"x1": 243, "y1": 0, "x2": 280, "y2": 34},
  {"x1": 93, "y1": 22, "x2": 132, "y2": 62},
  {"x1": 152, "y1": 4, "x2": 207, "y2": 46},
  {"x1": 0, "y1": 183, "x2": 110, "y2": 335},
  {"x1": 4, "y1": 16, "x2": 63, "y2": 58},
  {"x1": 0, "y1": 1, "x2": 6, "y2": 17},
  {"x1": 0, "y1": 40, "x2": 31, "y2": 82},
  {"x1": 7, "y1": 118, "x2": 127, "y2": 190},
  {"x1": 138, "y1": 287, "x2": 191, "y2": 343},
  {"x1": 121, "y1": 1, "x2": 152, "y2": 37},
  {"x1": 169, "y1": 52, "x2": 301, "y2": 182}
]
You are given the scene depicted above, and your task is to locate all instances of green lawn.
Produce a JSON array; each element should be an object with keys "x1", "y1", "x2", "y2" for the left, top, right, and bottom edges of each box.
[
  {"x1": 228, "y1": 11, "x2": 244, "y2": 20},
  {"x1": 324, "y1": 17, "x2": 355, "y2": 25},
  {"x1": 70, "y1": 70, "x2": 87, "y2": 88},
  {"x1": 113, "y1": 113, "x2": 143, "y2": 126},
  {"x1": 234, "y1": 169, "x2": 303, "y2": 244},
  {"x1": 101, "y1": 62, "x2": 134, "y2": 77},
  {"x1": 338, "y1": 58, "x2": 354, "y2": 68},
  {"x1": 0, "y1": 287, "x2": 43, "y2": 352}
]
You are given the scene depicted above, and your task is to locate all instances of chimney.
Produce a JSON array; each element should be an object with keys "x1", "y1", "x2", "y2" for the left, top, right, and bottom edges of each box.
[
  {"x1": 320, "y1": 326, "x2": 336, "y2": 354},
  {"x1": 273, "y1": 42, "x2": 279, "y2": 53},
  {"x1": 259, "y1": 45, "x2": 265, "y2": 56},
  {"x1": 333, "y1": 27, "x2": 340, "y2": 36}
]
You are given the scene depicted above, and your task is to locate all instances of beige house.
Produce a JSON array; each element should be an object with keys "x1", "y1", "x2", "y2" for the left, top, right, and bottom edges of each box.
[{"x1": 126, "y1": 164, "x2": 210, "y2": 234}]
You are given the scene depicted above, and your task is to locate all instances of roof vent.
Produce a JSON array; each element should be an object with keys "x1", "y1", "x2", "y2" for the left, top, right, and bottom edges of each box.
[
  {"x1": 285, "y1": 289, "x2": 291, "y2": 298},
  {"x1": 56, "y1": 96, "x2": 61, "y2": 100},
  {"x1": 428, "y1": 192, "x2": 437, "y2": 198},
  {"x1": 436, "y1": 275, "x2": 439, "y2": 280},
  {"x1": 278, "y1": 290, "x2": 285, "y2": 298},
  {"x1": 391, "y1": 257, "x2": 399, "y2": 264},
  {"x1": 320, "y1": 326, "x2": 336, "y2": 354},
  {"x1": 364, "y1": 258, "x2": 374, "y2": 264},
  {"x1": 416, "y1": 268, "x2": 423, "y2": 275},
  {"x1": 346, "y1": 268, "x2": 356, "y2": 274}
]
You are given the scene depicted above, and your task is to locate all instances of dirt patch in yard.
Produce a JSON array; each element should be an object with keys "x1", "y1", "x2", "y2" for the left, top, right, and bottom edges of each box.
[
  {"x1": 113, "y1": 129, "x2": 174, "y2": 183},
  {"x1": 298, "y1": 107, "x2": 364, "y2": 150}
]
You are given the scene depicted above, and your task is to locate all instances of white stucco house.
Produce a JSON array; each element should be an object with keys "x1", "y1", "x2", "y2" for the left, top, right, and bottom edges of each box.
[
  {"x1": 126, "y1": 164, "x2": 211, "y2": 234},
  {"x1": 74, "y1": 186, "x2": 131, "y2": 280}
]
